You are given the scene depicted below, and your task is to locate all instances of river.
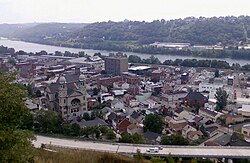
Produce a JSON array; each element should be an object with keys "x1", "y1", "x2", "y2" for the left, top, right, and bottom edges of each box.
[{"x1": 0, "y1": 38, "x2": 249, "y2": 66}]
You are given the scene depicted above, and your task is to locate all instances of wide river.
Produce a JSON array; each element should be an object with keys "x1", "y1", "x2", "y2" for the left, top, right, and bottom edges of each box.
[{"x1": 0, "y1": 39, "x2": 249, "y2": 66}]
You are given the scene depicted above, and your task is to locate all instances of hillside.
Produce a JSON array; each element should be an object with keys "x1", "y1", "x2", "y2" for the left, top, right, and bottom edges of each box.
[
  {"x1": 0, "y1": 23, "x2": 87, "y2": 43},
  {"x1": 35, "y1": 147, "x2": 150, "y2": 163},
  {"x1": 0, "y1": 23, "x2": 38, "y2": 37},
  {"x1": 1, "y1": 16, "x2": 250, "y2": 54}
]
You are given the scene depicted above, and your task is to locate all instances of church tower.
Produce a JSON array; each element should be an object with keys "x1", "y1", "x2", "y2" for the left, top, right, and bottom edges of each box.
[
  {"x1": 79, "y1": 74, "x2": 87, "y2": 112},
  {"x1": 58, "y1": 75, "x2": 67, "y2": 117}
]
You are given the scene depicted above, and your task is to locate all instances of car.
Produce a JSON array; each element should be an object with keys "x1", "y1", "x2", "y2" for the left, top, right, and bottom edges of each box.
[
  {"x1": 158, "y1": 146, "x2": 163, "y2": 150},
  {"x1": 146, "y1": 147, "x2": 159, "y2": 153}
]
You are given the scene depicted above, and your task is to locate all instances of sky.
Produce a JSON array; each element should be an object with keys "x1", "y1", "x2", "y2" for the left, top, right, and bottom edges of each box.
[{"x1": 1, "y1": 0, "x2": 250, "y2": 23}]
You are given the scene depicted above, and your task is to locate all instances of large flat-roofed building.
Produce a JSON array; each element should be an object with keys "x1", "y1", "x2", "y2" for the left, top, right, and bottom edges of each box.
[{"x1": 104, "y1": 57, "x2": 128, "y2": 75}]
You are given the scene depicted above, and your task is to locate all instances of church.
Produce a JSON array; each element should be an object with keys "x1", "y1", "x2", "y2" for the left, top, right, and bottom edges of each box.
[{"x1": 44, "y1": 73, "x2": 87, "y2": 119}]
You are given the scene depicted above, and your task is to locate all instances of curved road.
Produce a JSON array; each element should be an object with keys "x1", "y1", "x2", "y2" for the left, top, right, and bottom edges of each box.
[{"x1": 34, "y1": 135, "x2": 250, "y2": 159}]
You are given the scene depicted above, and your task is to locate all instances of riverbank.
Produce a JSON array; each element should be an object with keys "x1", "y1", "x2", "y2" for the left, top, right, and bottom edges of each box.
[{"x1": 0, "y1": 39, "x2": 250, "y2": 66}]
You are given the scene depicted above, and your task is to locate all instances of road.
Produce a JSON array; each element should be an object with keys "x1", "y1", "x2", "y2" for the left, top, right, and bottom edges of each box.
[{"x1": 34, "y1": 135, "x2": 250, "y2": 159}]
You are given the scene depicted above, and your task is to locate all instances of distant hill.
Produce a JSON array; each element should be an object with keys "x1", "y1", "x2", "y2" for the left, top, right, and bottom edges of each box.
[
  {"x1": 0, "y1": 23, "x2": 38, "y2": 37},
  {"x1": 2, "y1": 16, "x2": 250, "y2": 51},
  {"x1": 0, "y1": 23, "x2": 87, "y2": 44}
]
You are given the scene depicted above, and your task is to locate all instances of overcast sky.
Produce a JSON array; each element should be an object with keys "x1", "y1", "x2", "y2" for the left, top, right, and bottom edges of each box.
[{"x1": 1, "y1": 0, "x2": 250, "y2": 23}]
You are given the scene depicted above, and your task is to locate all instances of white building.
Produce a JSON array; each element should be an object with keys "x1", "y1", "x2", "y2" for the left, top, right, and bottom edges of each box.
[
  {"x1": 238, "y1": 104, "x2": 250, "y2": 117},
  {"x1": 199, "y1": 83, "x2": 223, "y2": 93}
]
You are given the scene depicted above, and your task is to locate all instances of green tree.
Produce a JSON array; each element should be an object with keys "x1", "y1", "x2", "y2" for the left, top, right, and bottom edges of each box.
[
  {"x1": 26, "y1": 84, "x2": 33, "y2": 96},
  {"x1": 7, "y1": 57, "x2": 16, "y2": 66},
  {"x1": 214, "y1": 69, "x2": 219, "y2": 78},
  {"x1": 143, "y1": 114, "x2": 163, "y2": 133},
  {"x1": 161, "y1": 134, "x2": 189, "y2": 145},
  {"x1": 70, "y1": 123, "x2": 81, "y2": 136},
  {"x1": 33, "y1": 110, "x2": 63, "y2": 133},
  {"x1": 150, "y1": 157, "x2": 166, "y2": 163},
  {"x1": 83, "y1": 112, "x2": 90, "y2": 121},
  {"x1": 128, "y1": 55, "x2": 142, "y2": 63},
  {"x1": 215, "y1": 87, "x2": 229, "y2": 111},
  {"x1": 93, "y1": 87, "x2": 100, "y2": 96},
  {"x1": 35, "y1": 89, "x2": 42, "y2": 97},
  {"x1": 106, "y1": 130, "x2": 116, "y2": 140},
  {"x1": 167, "y1": 154, "x2": 176, "y2": 163},
  {"x1": 119, "y1": 132, "x2": 145, "y2": 144},
  {"x1": 0, "y1": 72, "x2": 34, "y2": 162}
]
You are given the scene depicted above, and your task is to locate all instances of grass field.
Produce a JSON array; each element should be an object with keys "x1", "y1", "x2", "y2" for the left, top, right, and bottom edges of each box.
[{"x1": 34, "y1": 147, "x2": 150, "y2": 163}]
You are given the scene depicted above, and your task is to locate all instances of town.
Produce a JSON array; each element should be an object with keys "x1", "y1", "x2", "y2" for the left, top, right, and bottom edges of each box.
[{"x1": 1, "y1": 46, "x2": 250, "y2": 152}]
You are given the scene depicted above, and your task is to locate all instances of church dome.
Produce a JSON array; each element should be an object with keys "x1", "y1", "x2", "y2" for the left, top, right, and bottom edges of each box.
[
  {"x1": 59, "y1": 75, "x2": 66, "y2": 84},
  {"x1": 79, "y1": 74, "x2": 85, "y2": 81}
]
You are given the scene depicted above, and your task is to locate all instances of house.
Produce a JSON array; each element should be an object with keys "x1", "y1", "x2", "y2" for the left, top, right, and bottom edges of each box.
[
  {"x1": 187, "y1": 131, "x2": 203, "y2": 141},
  {"x1": 111, "y1": 99, "x2": 124, "y2": 111},
  {"x1": 182, "y1": 125, "x2": 197, "y2": 138},
  {"x1": 181, "y1": 73, "x2": 189, "y2": 84},
  {"x1": 87, "y1": 98, "x2": 99, "y2": 110},
  {"x1": 141, "y1": 99, "x2": 158, "y2": 109},
  {"x1": 117, "y1": 118, "x2": 132, "y2": 133},
  {"x1": 205, "y1": 126, "x2": 219, "y2": 138},
  {"x1": 213, "y1": 134, "x2": 231, "y2": 146},
  {"x1": 161, "y1": 91, "x2": 188, "y2": 103},
  {"x1": 184, "y1": 92, "x2": 208, "y2": 107},
  {"x1": 168, "y1": 119, "x2": 188, "y2": 133},
  {"x1": 75, "y1": 117, "x2": 108, "y2": 128},
  {"x1": 222, "y1": 113, "x2": 245, "y2": 125},
  {"x1": 242, "y1": 124, "x2": 250, "y2": 137},
  {"x1": 199, "y1": 108, "x2": 222, "y2": 122},
  {"x1": 204, "y1": 141, "x2": 221, "y2": 146},
  {"x1": 173, "y1": 108, "x2": 191, "y2": 120},
  {"x1": 101, "y1": 93, "x2": 114, "y2": 103},
  {"x1": 143, "y1": 131, "x2": 161, "y2": 144},
  {"x1": 129, "y1": 99, "x2": 140, "y2": 108},
  {"x1": 229, "y1": 132, "x2": 250, "y2": 146},
  {"x1": 113, "y1": 81, "x2": 130, "y2": 90},
  {"x1": 101, "y1": 107, "x2": 112, "y2": 120},
  {"x1": 238, "y1": 104, "x2": 250, "y2": 117},
  {"x1": 129, "y1": 111, "x2": 144, "y2": 124},
  {"x1": 127, "y1": 124, "x2": 144, "y2": 135}
]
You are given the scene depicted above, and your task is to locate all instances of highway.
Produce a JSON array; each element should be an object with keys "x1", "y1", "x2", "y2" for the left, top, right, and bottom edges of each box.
[{"x1": 34, "y1": 135, "x2": 250, "y2": 159}]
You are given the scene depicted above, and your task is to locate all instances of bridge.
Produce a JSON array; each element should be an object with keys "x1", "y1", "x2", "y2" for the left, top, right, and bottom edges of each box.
[{"x1": 33, "y1": 135, "x2": 250, "y2": 159}]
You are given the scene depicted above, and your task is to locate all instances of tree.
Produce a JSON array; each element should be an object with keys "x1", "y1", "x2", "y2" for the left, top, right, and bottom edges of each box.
[
  {"x1": 167, "y1": 154, "x2": 176, "y2": 163},
  {"x1": 35, "y1": 90, "x2": 42, "y2": 97},
  {"x1": 161, "y1": 134, "x2": 189, "y2": 145},
  {"x1": 215, "y1": 87, "x2": 229, "y2": 111},
  {"x1": 106, "y1": 130, "x2": 116, "y2": 140},
  {"x1": 33, "y1": 110, "x2": 63, "y2": 133},
  {"x1": 82, "y1": 112, "x2": 90, "y2": 121},
  {"x1": 26, "y1": 84, "x2": 33, "y2": 96},
  {"x1": 143, "y1": 114, "x2": 163, "y2": 133},
  {"x1": 214, "y1": 69, "x2": 220, "y2": 78},
  {"x1": 0, "y1": 72, "x2": 34, "y2": 162},
  {"x1": 150, "y1": 157, "x2": 166, "y2": 163},
  {"x1": 119, "y1": 132, "x2": 145, "y2": 144},
  {"x1": 93, "y1": 87, "x2": 100, "y2": 96},
  {"x1": 70, "y1": 123, "x2": 81, "y2": 136},
  {"x1": 7, "y1": 57, "x2": 16, "y2": 66}
]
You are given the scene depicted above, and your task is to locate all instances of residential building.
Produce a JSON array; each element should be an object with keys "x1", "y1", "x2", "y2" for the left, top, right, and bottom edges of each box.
[
  {"x1": 199, "y1": 108, "x2": 222, "y2": 122},
  {"x1": 184, "y1": 91, "x2": 208, "y2": 107},
  {"x1": 242, "y1": 124, "x2": 250, "y2": 136},
  {"x1": 182, "y1": 125, "x2": 197, "y2": 138}
]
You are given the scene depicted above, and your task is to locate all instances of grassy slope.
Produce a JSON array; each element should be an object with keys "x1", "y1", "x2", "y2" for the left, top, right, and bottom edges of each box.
[{"x1": 34, "y1": 147, "x2": 150, "y2": 163}]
